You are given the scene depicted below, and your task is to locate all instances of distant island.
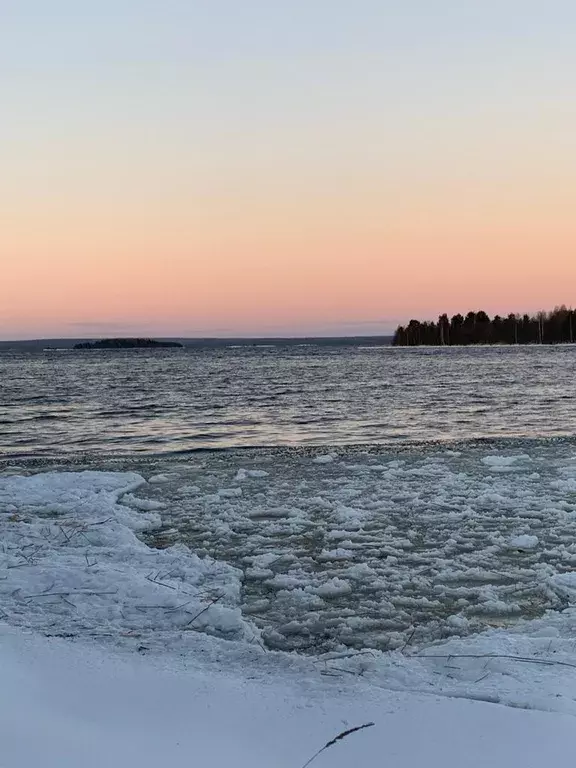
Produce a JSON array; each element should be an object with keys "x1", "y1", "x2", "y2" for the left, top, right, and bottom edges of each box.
[
  {"x1": 0, "y1": 336, "x2": 392, "y2": 351},
  {"x1": 74, "y1": 338, "x2": 184, "y2": 350},
  {"x1": 392, "y1": 306, "x2": 575, "y2": 346}
]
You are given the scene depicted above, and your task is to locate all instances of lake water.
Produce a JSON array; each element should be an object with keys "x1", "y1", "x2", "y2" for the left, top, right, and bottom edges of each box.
[
  {"x1": 1, "y1": 344, "x2": 576, "y2": 654},
  {"x1": 1, "y1": 344, "x2": 575, "y2": 457}
]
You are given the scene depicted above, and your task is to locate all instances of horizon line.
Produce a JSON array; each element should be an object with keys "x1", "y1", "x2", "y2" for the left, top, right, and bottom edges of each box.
[{"x1": 0, "y1": 333, "x2": 394, "y2": 345}]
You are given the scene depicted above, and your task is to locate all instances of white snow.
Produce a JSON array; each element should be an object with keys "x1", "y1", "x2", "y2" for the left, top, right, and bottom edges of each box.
[{"x1": 3, "y1": 622, "x2": 576, "y2": 768}]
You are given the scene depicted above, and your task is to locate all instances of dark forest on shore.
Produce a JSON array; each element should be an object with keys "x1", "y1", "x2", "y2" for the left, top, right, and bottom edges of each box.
[{"x1": 392, "y1": 306, "x2": 575, "y2": 346}]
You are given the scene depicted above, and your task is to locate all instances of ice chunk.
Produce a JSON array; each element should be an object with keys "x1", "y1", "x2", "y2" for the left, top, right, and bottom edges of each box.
[
  {"x1": 318, "y1": 548, "x2": 354, "y2": 561},
  {"x1": 248, "y1": 506, "x2": 302, "y2": 519},
  {"x1": 312, "y1": 454, "x2": 335, "y2": 464},
  {"x1": 447, "y1": 614, "x2": 469, "y2": 629},
  {"x1": 235, "y1": 469, "x2": 270, "y2": 481},
  {"x1": 482, "y1": 455, "x2": 530, "y2": 468},
  {"x1": 315, "y1": 578, "x2": 352, "y2": 598},
  {"x1": 218, "y1": 487, "x2": 243, "y2": 498},
  {"x1": 122, "y1": 493, "x2": 166, "y2": 511},
  {"x1": 148, "y1": 474, "x2": 171, "y2": 484},
  {"x1": 509, "y1": 534, "x2": 539, "y2": 549}
]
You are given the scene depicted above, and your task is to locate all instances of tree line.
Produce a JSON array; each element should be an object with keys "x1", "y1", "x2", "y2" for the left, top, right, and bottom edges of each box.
[{"x1": 392, "y1": 306, "x2": 575, "y2": 346}]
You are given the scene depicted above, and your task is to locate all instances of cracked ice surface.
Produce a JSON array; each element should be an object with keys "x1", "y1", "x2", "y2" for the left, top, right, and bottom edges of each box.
[
  {"x1": 128, "y1": 441, "x2": 576, "y2": 653},
  {"x1": 4, "y1": 440, "x2": 576, "y2": 657}
]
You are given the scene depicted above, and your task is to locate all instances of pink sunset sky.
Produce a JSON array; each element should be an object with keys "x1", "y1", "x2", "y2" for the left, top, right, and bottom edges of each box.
[{"x1": 2, "y1": 2, "x2": 575, "y2": 339}]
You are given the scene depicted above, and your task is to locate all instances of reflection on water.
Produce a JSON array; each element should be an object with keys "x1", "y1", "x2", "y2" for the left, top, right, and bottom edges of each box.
[{"x1": 1, "y1": 344, "x2": 575, "y2": 457}]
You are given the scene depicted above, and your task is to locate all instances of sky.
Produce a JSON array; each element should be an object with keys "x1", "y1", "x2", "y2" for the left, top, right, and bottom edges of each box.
[{"x1": 1, "y1": 1, "x2": 575, "y2": 339}]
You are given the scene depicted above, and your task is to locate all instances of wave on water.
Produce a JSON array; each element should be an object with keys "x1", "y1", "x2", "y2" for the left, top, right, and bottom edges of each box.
[{"x1": 2, "y1": 345, "x2": 576, "y2": 457}]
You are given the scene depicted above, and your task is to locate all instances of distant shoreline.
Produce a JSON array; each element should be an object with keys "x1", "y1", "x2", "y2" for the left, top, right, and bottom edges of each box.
[
  {"x1": 73, "y1": 338, "x2": 183, "y2": 350},
  {"x1": 392, "y1": 307, "x2": 574, "y2": 346},
  {"x1": 0, "y1": 335, "x2": 393, "y2": 351}
]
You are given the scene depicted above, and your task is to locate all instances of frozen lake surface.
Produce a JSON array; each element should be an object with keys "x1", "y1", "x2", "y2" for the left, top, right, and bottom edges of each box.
[{"x1": 3, "y1": 440, "x2": 576, "y2": 653}]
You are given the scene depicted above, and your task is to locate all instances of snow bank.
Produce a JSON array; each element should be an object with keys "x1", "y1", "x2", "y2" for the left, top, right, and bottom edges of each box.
[
  {"x1": 1, "y1": 624, "x2": 576, "y2": 768},
  {"x1": 0, "y1": 472, "x2": 258, "y2": 644}
]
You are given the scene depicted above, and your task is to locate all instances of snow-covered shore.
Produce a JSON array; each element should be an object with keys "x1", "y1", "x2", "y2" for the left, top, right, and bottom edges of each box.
[
  {"x1": 2, "y1": 624, "x2": 575, "y2": 768},
  {"x1": 3, "y1": 468, "x2": 576, "y2": 766}
]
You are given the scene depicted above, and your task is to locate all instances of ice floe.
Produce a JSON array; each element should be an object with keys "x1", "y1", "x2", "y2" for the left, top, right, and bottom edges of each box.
[{"x1": 0, "y1": 472, "x2": 258, "y2": 645}]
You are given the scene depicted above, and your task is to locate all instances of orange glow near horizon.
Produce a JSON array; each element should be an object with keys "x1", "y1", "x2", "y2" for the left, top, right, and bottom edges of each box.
[
  {"x1": 2, "y1": 4, "x2": 575, "y2": 339},
  {"x1": 3, "y1": 173, "x2": 575, "y2": 338}
]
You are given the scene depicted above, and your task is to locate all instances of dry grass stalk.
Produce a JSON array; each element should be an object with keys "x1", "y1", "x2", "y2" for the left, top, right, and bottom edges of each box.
[
  {"x1": 300, "y1": 722, "x2": 375, "y2": 768},
  {"x1": 184, "y1": 594, "x2": 224, "y2": 627},
  {"x1": 417, "y1": 653, "x2": 576, "y2": 669}
]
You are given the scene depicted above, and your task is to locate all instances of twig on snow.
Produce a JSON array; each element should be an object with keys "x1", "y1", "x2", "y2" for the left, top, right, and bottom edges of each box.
[
  {"x1": 164, "y1": 600, "x2": 194, "y2": 613},
  {"x1": 184, "y1": 594, "x2": 224, "y2": 627},
  {"x1": 401, "y1": 628, "x2": 416, "y2": 651},
  {"x1": 300, "y1": 722, "x2": 375, "y2": 768},
  {"x1": 58, "y1": 525, "x2": 72, "y2": 544},
  {"x1": 146, "y1": 571, "x2": 177, "y2": 590},
  {"x1": 22, "y1": 589, "x2": 118, "y2": 600},
  {"x1": 322, "y1": 665, "x2": 363, "y2": 677},
  {"x1": 417, "y1": 653, "x2": 576, "y2": 670},
  {"x1": 315, "y1": 650, "x2": 376, "y2": 663}
]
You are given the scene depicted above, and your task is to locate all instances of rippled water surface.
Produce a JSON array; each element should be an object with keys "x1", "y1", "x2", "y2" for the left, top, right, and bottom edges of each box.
[{"x1": 1, "y1": 344, "x2": 575, "y2": 457}]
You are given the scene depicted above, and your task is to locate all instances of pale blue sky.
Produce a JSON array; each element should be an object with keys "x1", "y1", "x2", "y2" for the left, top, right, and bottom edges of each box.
[{"x1": 2, "y1": 2, "x2": 575, "y2": 338}]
